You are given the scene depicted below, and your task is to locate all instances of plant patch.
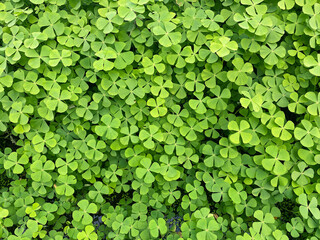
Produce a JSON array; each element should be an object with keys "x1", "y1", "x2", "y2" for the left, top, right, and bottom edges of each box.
[{"x1": 1, "y1": 0, "x2": 320, "y2": 239}]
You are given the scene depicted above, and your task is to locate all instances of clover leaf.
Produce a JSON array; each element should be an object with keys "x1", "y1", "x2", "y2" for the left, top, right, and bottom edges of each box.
[
  {"x1": 30, "y1": 159, "x2": 55, "y2": 182},
  {"x1": 136, "y1": 157, "x2": 160, "y2": 184},
  {"x1": 228, "y1": 120, "x2": 252, "y2": 145},
  {"x1": 149, "y1": 218, "x2": 167, "y2": 238},
  {"x1": 262, "y1": 145, "x2": 289, "y2": 175},
  {"x1": 4, "y1": 152, "x2": 28, "y2": 174},
  {"x1": 305, "y1": 92, "x2": 320, "y2": 116},
  {"x1": 77, "y1": 225, "x2": 98, "y2": 240},
  {"x1": 141, "y1": 55, "x2": 165, "y2": 75},
  {"x1": 286, "y1": 217, "x2": 304, "y2": 238},
  {"x1": 260, "y1": 43, "x2": 286, "y2": 65},
  {"x1": 304, "y1": 54, "x2": 320, "y2": 76},
  {"x1": 298, "y1": 194, "x2": 320, "y2": 220},
  {"x1": 271, "y1": 117, "x2": 294, "y2": 141},
  {"x1": 253, "y1": 210, "x2": 275, "y2": 236},
  {"x1": 210, "y1": 36, "x2": 238, "y2": 57},
  {"x1": 147, "y1": 97, "x2": 167, "y2": 118},
  {"x1": 294, "y1": 119, "x2": 320, "y2": 147},
  {"x1": 196, "y1": 218, "x2": 219, "y2": 240},
  {"x1": 88, "y1": 181, "x2": 110, "y2": 203},
  {"x1": 95, "y1": 114, "x2": 120, "y2": 140},
  {"x1": 73, "y1": 200, "x2": 98, "y2": 225},
  {"x1": 55, "y1": 175, "x2": 76, "y2": 196},
  {"x1": 227, "y1": 58, "x2": 253, "y2": 85},
  {"x1": 153, "y1": 22, "x2": 181, "y2": 47},
  {"x1": 93, "y1": 47, "x2": 117, "y2": 71}
]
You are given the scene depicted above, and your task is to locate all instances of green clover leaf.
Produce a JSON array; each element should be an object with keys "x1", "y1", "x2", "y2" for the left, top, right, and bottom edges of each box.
[
  {"x1": 95, "y1": 114, "x2": 121, "y2": 140},
  {"x1": 72, "y1": 200, "x2": 98, "y2": 225}
]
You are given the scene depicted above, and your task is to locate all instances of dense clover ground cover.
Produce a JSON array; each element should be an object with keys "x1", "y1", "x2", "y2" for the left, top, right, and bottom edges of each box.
[{"x1": 1, "y1": 0, "x2": 320, "y2": 239}]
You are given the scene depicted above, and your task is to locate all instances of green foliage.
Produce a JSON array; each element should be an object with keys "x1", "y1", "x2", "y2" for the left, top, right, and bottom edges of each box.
[{"x1": 0, "y1": 0, "x2": 320, "y2": 239}]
